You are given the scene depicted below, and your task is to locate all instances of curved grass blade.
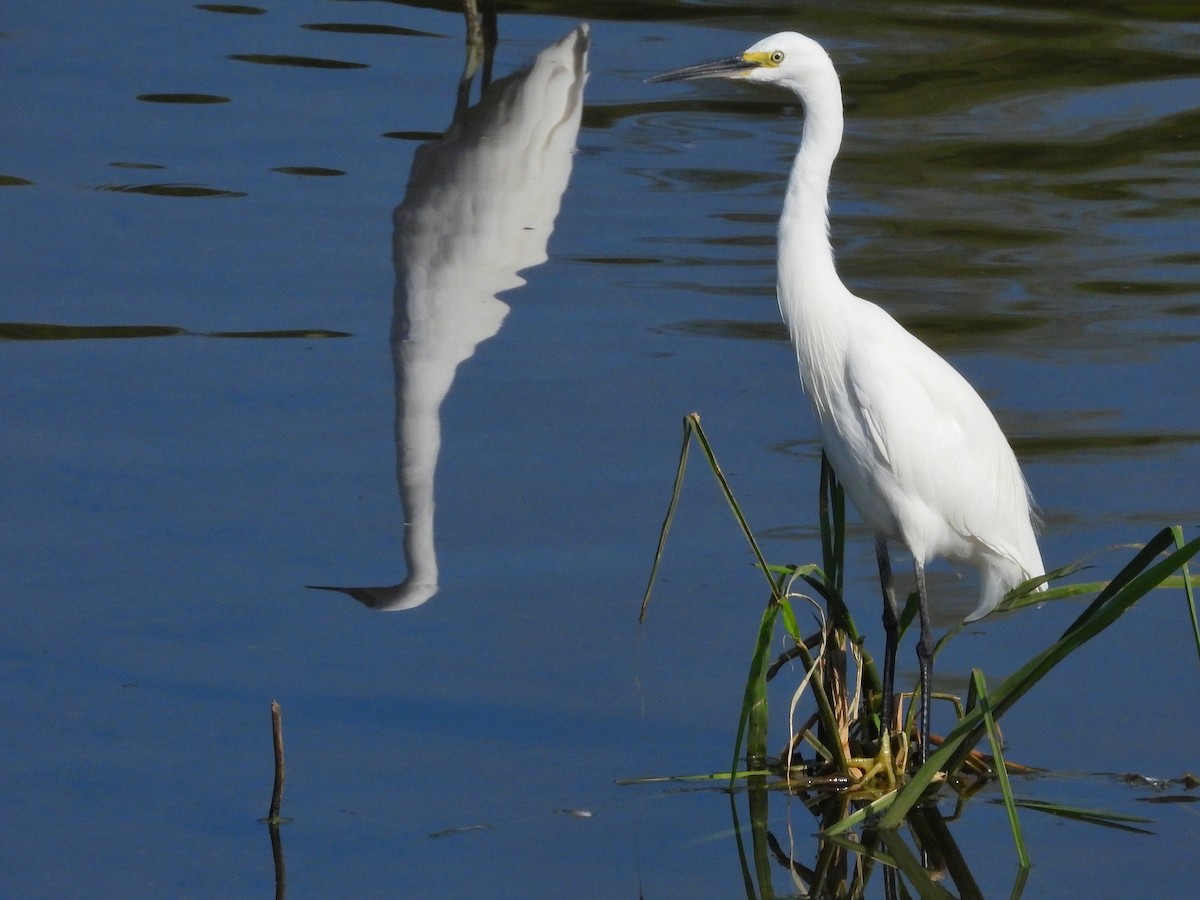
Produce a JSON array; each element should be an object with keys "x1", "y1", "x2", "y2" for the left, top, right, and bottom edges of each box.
[
  {"x1": 641, "y1": 413, "x2": 782, "y2": 612},
  {"x1": 1004, "y1": 799, "x2": 1154, "y2": 835},
  {"x1": 641, "y1": 414, "x2": 853, "y2": 785},
  {"x1": 877, "y1": 527, "x2": 1200, "y2": 827},
  {"x1": 684, "y1": 414, "x2": 780, "y2": 598},
  {"x1": 1060, "y1": 528, "x2": 1179, "y2": 640},
  {"x1": 970, "y1": 669, "x2": 1028, "y2": 868},
  {"x1": 734, "y1": 595, "x2": 782, "y2": 773},
  {"x1": 819, "y1": 454, "x2": 845, "y2": 597},
  {"x1": 639, "y1": 415, "x2": 696, "y2": 622},
  {"x1": 820, "y1": 788, "x2": 898, "y2": 837},
  {"x1": 1172, "y1": 526, "x2": 1200, "y2": 665}
]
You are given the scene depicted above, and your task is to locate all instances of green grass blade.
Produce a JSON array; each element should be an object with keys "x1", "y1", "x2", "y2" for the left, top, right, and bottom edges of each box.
[
  {"x1": 681, "y1": 416, "x2": 855, "y2": 781},
  {"x1": 875, "y1": 725, "x2": 968, "y2": 828},
  {"x1": 1006, "y1": 799, "x2": 1155, "y2": 835},
  {"x1": 775, "y1": 568, "x2": 805, "y2": 641},
  {"x1": 1171, "y1": 526, "x2": 1200, "y2": 666},
  {"x1": 1004, "y1": 579, "x2": 1108, "y2": 608},
  {"x1": 880, "y1": 528, "x2": 1200, "y2": 827},
  {"x1": 639, "y1": 415, "x2": 695, "y2": 622},
  {"x1": 819, "y1": 830, "x2": 898, "y2": 867},
  {"x1": 972, "y1": 528, "x2": 1200, "y2": 742},
  {"x1": 821, "y1": 789, "x2": 898, "y2": 837},
  {"x1": 819, "y1": 454, "x2": 846, "y2": 597},
  {"x1": 685, "y1": 414, "x2": 780, "y2": 599},
  {"x1": 1059, "y1": 527, "x2": 1177, "y2": 639},
  {"x1": 733, "y1": 600, "x2": 781, "y2": 776},
  {"x1": 643, "y1": 415, "x2": 854, "y2": 784},
  {"x1": 970, "y1": 669, "x2": 1028, "y2": 868}
]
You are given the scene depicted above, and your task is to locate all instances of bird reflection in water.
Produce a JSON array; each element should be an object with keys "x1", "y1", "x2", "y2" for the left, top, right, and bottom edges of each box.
[{"x1": 310, "y1": 25, "x2": 590, "y2": 610}]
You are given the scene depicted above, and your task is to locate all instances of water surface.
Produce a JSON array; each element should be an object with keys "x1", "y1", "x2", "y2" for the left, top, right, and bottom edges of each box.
[{"x1": 2, "y1": 1, "x2": 1198, "y2": 897}]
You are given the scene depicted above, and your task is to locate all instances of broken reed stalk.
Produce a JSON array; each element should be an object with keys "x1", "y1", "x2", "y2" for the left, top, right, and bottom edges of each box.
[{"x1": 267, "y1": 699, "x2": 285, "y2": 824}]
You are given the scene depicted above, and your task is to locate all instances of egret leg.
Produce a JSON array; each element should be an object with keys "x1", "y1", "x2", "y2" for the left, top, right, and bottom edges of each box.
[
  {"x1": 875, "y1": 537, "x2": 900, "y2": 736},
  {"x1": 914, "y1": 561, "x2": 934, "y2": 767},
  {"x1": 835, "y1": 537, "x2": 906, "y2": 790}
]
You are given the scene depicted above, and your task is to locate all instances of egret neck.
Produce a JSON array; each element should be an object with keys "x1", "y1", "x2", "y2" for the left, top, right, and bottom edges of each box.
[{"x1": 776, "y1": 59, "x2": 849, "y2": 417}]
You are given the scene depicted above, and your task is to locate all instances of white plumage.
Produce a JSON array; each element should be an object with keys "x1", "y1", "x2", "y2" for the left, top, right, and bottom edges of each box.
[{"x1": 651, "y1": 32, "x2": 1045, "y2": 762}]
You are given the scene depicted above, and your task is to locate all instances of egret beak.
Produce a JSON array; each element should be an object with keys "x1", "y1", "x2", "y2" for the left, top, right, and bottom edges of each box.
[{"x1": 646, "y1": 54, "x2": 759, "y2": 83}]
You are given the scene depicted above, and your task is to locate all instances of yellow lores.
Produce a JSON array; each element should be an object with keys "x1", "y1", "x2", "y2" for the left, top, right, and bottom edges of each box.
[{"x1": 743, "y1": 50, "x2": 786, "y2": 69}]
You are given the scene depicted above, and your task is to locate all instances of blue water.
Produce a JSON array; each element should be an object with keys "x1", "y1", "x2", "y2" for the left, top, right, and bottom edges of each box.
[{"x1": 3, "y1": 2, "x2": 1199, "y2": 897}]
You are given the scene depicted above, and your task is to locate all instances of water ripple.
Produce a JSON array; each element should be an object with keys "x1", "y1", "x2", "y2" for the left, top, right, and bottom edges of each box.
[
  {"x1": 383, "y1": 130, "x2": 444, "y2": 141},
  {"x1": 301, "y1": 23, "x2": 444, "y2": 39},
  {"x1": 96, "y1": 183, "x2": 246, "y2": 198},
  {"x1": 194, "y1": 3, "x2": 265, "y2": 14},
  {"x1": 0, "y1": 322, "x2": 350, "y2": 341},
  {"x1": 270, "y1": 166, "x2": 345, "y2": 177},
  {"x1": 136, "y1": 93, "x2": 230, "y2": 104},
  {"x1": 229, "y1": 53, "x2": 368, "y2": 70}
]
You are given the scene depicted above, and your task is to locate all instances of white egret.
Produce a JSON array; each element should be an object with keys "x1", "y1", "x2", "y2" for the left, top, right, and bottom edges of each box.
[{"x1": 649, "y1": 32, "x2": 1045, "y2": 766}]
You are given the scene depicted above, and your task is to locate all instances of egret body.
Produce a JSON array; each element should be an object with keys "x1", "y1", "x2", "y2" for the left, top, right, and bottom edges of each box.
[{"x1": 650, "y1": 33, "x2": 1045, "y2": 765}]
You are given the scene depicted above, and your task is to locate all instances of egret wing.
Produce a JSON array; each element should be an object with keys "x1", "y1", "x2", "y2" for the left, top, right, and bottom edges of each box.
[{"x1": 844, "y1": 302, "x2": 1035, "y2": 571}]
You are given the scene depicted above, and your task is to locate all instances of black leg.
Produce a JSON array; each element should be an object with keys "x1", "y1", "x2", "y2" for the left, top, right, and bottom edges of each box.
[
  {"x1": 875, "y1": 537, "x2": 900, "y2": 738},
  {"x1": 914, "y1": 562, "x2": 934, "y2": 767}
]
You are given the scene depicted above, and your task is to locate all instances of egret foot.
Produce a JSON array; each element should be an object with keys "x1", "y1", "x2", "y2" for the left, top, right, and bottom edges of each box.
[{"x1": 845, "y1": 727, "x2": 909, "y2": 793}]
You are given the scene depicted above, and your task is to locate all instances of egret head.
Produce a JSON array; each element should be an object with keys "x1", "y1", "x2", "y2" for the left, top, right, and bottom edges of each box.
[{"x1": 647, "y1": 32, "x2": 835, "y2": 94}]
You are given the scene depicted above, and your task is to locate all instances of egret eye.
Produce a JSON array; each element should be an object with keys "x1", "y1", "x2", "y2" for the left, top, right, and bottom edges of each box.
[{"x1": 769, "y1": 50, "x2": 785, "y2": 64}]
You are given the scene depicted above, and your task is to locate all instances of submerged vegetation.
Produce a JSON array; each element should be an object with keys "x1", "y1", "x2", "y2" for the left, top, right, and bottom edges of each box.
[{"x1": 639, "y1": 413, "x2": 1200, "y2": 897}]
